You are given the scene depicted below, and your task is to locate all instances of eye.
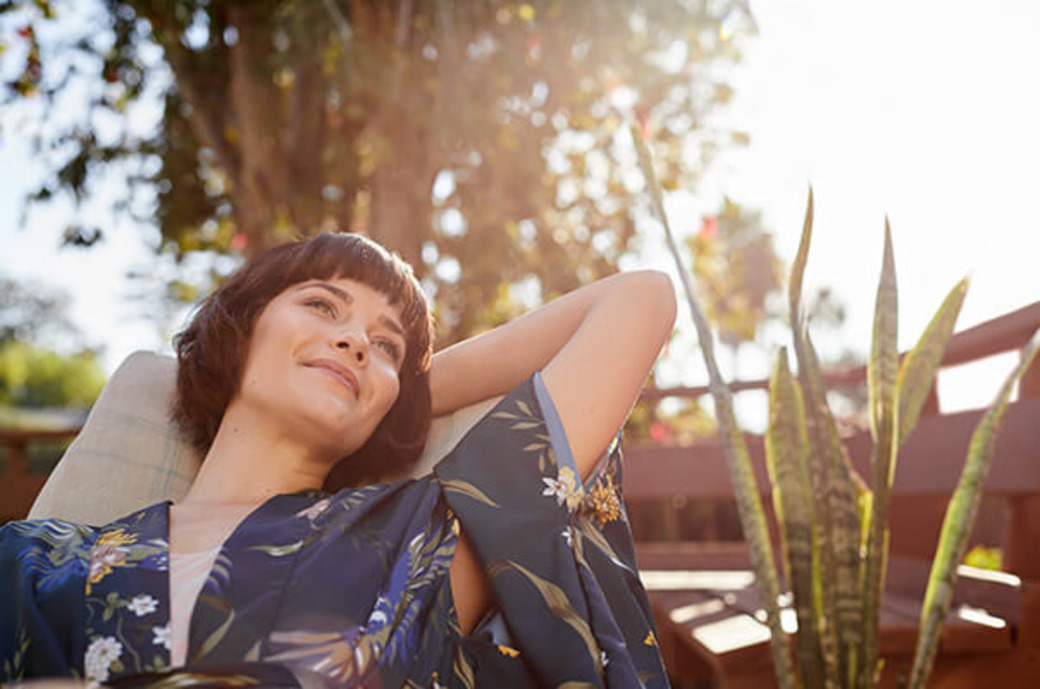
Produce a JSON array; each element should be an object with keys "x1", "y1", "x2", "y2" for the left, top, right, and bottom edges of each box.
[
  {"x1": 374, "y1": 339, "x2": 402, "y2": 363},
  {"x1": 305, "y1": 297, "x2": 337, "y2": 318}
]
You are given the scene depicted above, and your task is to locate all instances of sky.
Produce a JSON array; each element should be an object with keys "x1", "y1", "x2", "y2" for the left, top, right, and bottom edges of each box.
[
  {"x1": 2, "y1": 1, "x2": 1038, "y2": 425},
  {"x1": 648, "y1": 0, "x2": 1040, "y2": 424}
]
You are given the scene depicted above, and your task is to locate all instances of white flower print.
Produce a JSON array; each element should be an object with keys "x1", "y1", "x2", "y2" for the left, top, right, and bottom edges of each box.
[
  {"x1": 152, "y1": 622, "x2": 172, "y2": 650},
  {"x1": 541, "y1": 477, "x2": 565, "y2": 504},
  {"x1": 601, "y1": 649, "x2": 610, "y2": 668},
  {"x1": 84, "y1": 636, "x2": 122, "y2": 684},
  {"x1": 541, "y1": 466, "x2": 582, "y2": 511},
  {"x1": 127, "y1": 594, "x2": 158, "y2": 617},
  {"x1": 561, "y1": 527, "x2": 573, "y2": 547}
]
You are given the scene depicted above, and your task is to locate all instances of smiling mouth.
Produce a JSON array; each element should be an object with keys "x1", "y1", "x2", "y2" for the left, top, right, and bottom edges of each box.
[{"x1": 305, "y1": 360, "x2": 359, "y2": 398}]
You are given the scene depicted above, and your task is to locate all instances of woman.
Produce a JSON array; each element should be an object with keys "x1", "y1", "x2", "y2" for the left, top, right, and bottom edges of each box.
[{"x1": 1, "y1": 232, "x2": 676, "y2": 688}]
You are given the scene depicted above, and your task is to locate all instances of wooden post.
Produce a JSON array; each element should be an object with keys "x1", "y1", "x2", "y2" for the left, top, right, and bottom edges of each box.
[
  {"x1": 1005, "y1": 353, "x2": 1040, "y2": 579},
  {"x1": 920, "y1": 381, "x2": 941, "y2": 417},
  {"x1": 6, "y1": 438, "x2": 28, "y2": 477},
  {"x1": 1004, "y1": 496, "x2": 1040, "y2": 580}
]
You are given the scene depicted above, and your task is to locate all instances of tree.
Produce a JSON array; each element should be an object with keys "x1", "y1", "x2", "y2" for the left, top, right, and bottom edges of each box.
[
  {"x1": 0, "y1": 275, "x2": 81, "y2": 348},
  {"x1": 0, "y1": 339, "x2": 106, "y2": 408},
  {"x1": 687, "y1": 197, "x2": 784, "y2": 378},
  {"x1": 2, "y1": 0, "x2": 754, "y2": 343},
  {"x1": 0, "y1": 275, "x2": 106, "y2": 409}
]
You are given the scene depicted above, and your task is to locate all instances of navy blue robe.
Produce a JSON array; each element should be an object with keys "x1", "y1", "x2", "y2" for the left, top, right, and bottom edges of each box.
[{"x1": 1, "y1": 374, "x2": 669, "y2": 687}]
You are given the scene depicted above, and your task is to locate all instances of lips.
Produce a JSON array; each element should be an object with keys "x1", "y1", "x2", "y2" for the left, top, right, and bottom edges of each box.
[{"x1": 305, "y1": 358, "x2": 360, "y2": 399}]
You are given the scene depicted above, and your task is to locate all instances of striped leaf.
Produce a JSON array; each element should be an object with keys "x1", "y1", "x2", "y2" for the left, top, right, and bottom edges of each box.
[
  {"x1": 908, "y1": 329, "x2": 1040, "y2": 688},
  {"x1": 895, "y1": 278, "x2": 969, "y2": 447},
  {"x1": 867, "y1": 219, "x2": 899, "y2": 444},
  {"x1": 802, "y1": 334, "x2": 863, "y2": 685},
  {"x1": 767, "y1": 348, "x2": 823, "y2": 687},
  {"x1": 790, "y1": 341, "x2": 839, "y2": 684},
  {"x1": 785, "y1": 193, "x2": 843, "y2": 686},
  {"x1": 859, "y1": 222, "x2": 899, "y2": 687},
  {"x1": 788, "y1": 186, "x2": 814, "y2": 333}
]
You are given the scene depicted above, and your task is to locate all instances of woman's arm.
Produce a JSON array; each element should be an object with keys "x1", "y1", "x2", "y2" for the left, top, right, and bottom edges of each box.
[{"x1": 430, "y1": 269, "x2": 676, "y2": 479}]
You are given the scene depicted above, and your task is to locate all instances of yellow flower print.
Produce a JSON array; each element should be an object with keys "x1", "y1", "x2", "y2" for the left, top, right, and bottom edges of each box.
[
  {"x1": 585, "y1": 473, "x2": 623, "y2": 526},
  {"x1": 644, "y1": 630, "x2": 658, "y2": 647},
  {"x1": 96, "y1": 528, "x2": 137, "y2": 548},
  {"x1": 497, "y1": 644, "x2": 521, "y2": 658}
]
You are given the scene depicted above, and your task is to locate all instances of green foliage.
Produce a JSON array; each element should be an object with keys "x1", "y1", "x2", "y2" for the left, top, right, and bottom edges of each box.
[
  {"x1": 687, "y1": 198, "x2": 785, "y2": 350},
  {"x1": 963, "y1": 544, "x2": 1002, "y2": 571},
  {"x1": 3, "y1": 0, "x2": 753, "y2": 344},
  {"x1": 0, "y1": 339, "x2": 106, "y2": 408},
  {"x1": 625, "y1": 396, "x2": 717, "y2": 445}
]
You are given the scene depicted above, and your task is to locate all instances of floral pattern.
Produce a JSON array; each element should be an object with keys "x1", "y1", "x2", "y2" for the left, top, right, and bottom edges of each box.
[
  {"x1": 1, "y1": 373, "x2": 669, "y2": 687},
  {"x1": 84, "y1": 636, "x2": 122, "y2": 684},
  {"x1": 127, "y1": 594, "x2": 158, "y2": 617}
]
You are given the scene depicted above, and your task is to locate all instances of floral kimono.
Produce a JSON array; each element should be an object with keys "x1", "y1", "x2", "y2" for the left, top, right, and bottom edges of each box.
[{"x1": 1, "y1": 373, "x2": 669, "y2": 687}]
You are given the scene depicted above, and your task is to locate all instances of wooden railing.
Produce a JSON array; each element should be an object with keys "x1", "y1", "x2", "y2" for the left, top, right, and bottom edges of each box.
[
  {"x1": 0, "y1": 427, "x2": 80, "y2": 522},
  {"x1": 624, "y1": 300, "x2": 1040, "y2": 573}
]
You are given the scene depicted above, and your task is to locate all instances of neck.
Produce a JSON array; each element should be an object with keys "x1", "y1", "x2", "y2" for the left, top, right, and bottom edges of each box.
[{"x1": 180, "y1": 403, "x2": 333, "y2": 506}]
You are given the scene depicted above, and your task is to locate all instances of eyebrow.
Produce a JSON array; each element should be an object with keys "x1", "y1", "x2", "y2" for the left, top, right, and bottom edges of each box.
[{"x1": 299, "y1": 282, "x2": 406, "y2": 340}]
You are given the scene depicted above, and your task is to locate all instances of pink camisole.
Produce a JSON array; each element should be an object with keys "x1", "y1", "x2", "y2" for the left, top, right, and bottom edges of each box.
[{"x1": 169, "y1": 546, "x2": 221, "y2": 667}]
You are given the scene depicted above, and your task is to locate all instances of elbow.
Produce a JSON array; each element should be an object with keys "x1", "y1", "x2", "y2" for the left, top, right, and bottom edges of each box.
[
  {"x1": 624, "y1": 269, "x2": 677, "y2": 338},
  {"x1": 638, "y1": 269, "x2": 677, "y2": 326},
  {"x1": 657, "y1": 271, "x2": 678, "y2": 330}
]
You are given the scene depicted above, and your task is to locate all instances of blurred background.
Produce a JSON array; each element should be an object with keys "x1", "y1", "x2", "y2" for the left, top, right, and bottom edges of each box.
[{"x1": 0, "y1": 0, "x2": 1037, "y2": 452}]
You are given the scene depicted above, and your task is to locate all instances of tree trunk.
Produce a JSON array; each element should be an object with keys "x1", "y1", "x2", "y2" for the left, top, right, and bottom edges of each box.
[{"x1": 367, "y1": 120, "x2": 431, "y2": 271}]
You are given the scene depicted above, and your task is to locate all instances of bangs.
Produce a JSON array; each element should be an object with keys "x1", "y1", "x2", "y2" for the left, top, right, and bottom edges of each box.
[{"x1": 247, "y1": 233, "x2": 432, "y2": 373}]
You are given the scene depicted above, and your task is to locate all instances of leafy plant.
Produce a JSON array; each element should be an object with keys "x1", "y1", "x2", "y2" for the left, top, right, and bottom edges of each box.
[{"x1": 634, "y1": 126, "x2": 1040, "y2": 688}]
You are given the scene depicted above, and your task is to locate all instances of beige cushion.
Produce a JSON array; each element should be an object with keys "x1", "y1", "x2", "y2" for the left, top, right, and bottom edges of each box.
[{"x1": 28, "y1": 351, "x2": 501, "y2": 525}]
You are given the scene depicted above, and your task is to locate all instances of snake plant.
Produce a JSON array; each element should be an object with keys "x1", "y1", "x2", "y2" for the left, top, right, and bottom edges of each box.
[{"x1": 633, "y1": 126, "x2": 1040, "y2": 688}]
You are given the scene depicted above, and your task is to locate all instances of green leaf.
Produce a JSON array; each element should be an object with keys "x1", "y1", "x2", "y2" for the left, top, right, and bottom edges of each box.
[
  {"x1": 788, "y1": 186, "x2": 814, "y2": 335},
  {"x1": 440, "y1": 478, "x2": 501, "y2": 508},
  {"x1": 488, "y1": 560, "x2": 603, "y2": 673},
  {"x1": 868, "y1": 218, "x2": 899, "y2": 444},
  {"x1": 860, "y1": 220, "x2": 900, "y2": 687},
  {"x1": 803, "y1": 333, "x2": 863, "y2": 685},
  {"x1": 248, "y1": 540, "x2": 303, "y2": 557},
  {"x1": 792, "y1": 334, "x2": 841, "y2": 682},
  {"x1": 766, "y1": 348, "x2": 823, "y2": 687},
  {"x1": 908, "y1": 328, "x2": 1040, "y2": 689},
  {"x1": 194, "y1": 597, "x2": 236, "y2": 660},
  {"x1": 896, "y1": 278, "x2": 969, "y2": 447}
]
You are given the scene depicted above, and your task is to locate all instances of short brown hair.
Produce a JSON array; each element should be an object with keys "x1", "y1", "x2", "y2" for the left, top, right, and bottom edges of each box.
[{"x1": 172, "y1": 232, "x2": 434, "y2": 489}]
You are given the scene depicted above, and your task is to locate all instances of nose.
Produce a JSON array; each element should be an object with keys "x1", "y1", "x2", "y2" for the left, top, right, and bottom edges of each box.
[{"x1": 335, "y1": 332, "x2": 368, "y2": 366}]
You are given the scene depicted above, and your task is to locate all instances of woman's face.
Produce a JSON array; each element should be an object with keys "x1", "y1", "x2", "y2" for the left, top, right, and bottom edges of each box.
[{"x1": 233, "y1": 277, "x2": 408, "y2": 462}]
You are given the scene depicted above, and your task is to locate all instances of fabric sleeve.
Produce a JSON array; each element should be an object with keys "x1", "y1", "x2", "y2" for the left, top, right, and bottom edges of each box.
[
  {"x1": 433, "y1": 372, "x2": 669, "y2": 688},
  {"x1": 0, "y1": 520, "x2": 92, "y2": 682}
]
